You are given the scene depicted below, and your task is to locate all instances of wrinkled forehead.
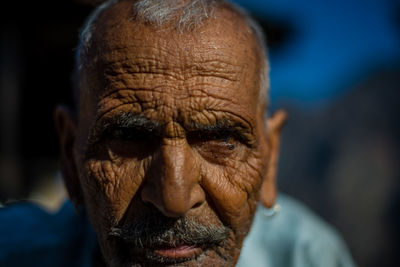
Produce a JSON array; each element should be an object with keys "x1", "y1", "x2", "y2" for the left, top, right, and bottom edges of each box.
[{"x1": 78, "y1": 1, "x2": 264, "y2": 113}]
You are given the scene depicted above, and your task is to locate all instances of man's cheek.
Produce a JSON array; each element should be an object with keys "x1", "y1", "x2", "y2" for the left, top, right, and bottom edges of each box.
[
  {"x1": 201, "y1": 161, "x2": 261, "y2": 227},
  {"x1": 243, "y1": 150, "x2": 268, "y2": 195},
  {"x1": 81, "y1": 159, "x2": 145, "y2": 221}
]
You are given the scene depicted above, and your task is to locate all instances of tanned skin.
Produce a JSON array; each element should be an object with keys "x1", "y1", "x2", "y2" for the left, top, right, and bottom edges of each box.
[{"x1": 55, "y1": 1, "x2": 286, "y2": 266}]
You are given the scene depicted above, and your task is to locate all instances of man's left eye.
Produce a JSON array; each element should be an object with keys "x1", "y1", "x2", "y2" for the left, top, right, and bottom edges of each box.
[
  {"x1": 188, "y1": 133, "x2": 241, "y2": 163},
  {"x1": 220, "y1": 135, "x2": 235, "y2": 150}
]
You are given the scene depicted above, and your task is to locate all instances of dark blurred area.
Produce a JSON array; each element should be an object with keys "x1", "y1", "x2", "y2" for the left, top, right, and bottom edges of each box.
[
  {"x1": 0, "y1": 1, "x2": 399, "y2": 267},
  {"x1": 0, "y1": 0, "x2": 90, "y2": 205},
  {"x1": 278, "y1": 69, "x2": 400, "y2": 267}
]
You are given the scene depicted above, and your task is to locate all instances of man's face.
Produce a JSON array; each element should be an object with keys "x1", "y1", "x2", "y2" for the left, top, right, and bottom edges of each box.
[{"x1": 59, "y1": 3, "x2": 277, "y2": 267}]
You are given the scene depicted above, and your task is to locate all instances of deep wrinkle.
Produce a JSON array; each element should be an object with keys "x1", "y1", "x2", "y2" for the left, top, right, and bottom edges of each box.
[
  {"x1": 91, "y1": 110, "x2": 254, "y2": 142},
  {"x1": 57, "y1": 1, "x2": 287, "y2": 266}
]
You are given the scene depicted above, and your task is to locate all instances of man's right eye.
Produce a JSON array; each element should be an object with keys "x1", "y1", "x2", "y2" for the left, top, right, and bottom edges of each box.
[
  {"x1": 107, "y1": 127, "x2": 153, "y2": 143},
  {"x1": 110, "y1": 127, "x2": 139, "y2": 140},
  {"x1": 104, "y1": 127, "x2": 159, "y2": 157}
]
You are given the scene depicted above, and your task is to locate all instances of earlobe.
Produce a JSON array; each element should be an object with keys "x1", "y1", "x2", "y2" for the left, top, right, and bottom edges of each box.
[
  {"x1": 260, "y1": 110, "x2": 287, "y2": 208},
  {"x1": 54, "y1": 105, "x2": 84, "y2": 207}
]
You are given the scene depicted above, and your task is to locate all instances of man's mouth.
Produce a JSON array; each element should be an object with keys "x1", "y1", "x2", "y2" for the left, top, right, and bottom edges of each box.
[
  {"x1": 152, "y1": 244, "x2": 201, "y2": 259},
  {"x1": 109, "y1": 214, "x2": 230, "y2": 263},
  {"x1": 132, "y1": 243, "x2": 204, "y2": 264}
]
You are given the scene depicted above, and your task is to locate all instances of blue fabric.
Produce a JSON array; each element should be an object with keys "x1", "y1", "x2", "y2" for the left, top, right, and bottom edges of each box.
[
  {"x1": 237, "y1": 194, "x2": 356, "y2": 267},
  {"x1": 0, "y1": 202, "x2": 96, "y2": 267},
  {"x1": 0, "y1": 194, "x2": 356, "y2": 267}
]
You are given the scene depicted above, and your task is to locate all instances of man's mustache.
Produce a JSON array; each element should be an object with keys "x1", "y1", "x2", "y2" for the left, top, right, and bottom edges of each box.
[{"x1": 108, "y1": 213, "x2": 230, "y2": 249}]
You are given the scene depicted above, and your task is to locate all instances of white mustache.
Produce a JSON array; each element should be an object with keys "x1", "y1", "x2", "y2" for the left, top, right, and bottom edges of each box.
[{"x1": 108, "y1": 215, "x2": 230, "y2": 248}]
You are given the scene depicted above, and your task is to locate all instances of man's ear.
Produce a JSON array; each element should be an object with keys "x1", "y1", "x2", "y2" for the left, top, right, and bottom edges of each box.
[
  {"x1": 260, "y1": 110, "x2": 287, "y2": 208},
  {"x1": 54, "y1": 105, "x2": 83, "y2": 207}
]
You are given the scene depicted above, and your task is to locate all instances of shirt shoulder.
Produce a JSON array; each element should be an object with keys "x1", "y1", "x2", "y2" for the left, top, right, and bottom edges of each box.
[
  {"x1": 0, "y1": 201, "x2": 95, "y2": 267},
  {"x1": 237, "y1": 193, "x2": 357, "y2": 267}
]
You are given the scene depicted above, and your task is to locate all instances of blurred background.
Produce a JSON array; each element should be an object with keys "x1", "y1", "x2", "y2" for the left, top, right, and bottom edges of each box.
[{"x1": 1, "y1": 0, "x2": 399, "y2": 266}]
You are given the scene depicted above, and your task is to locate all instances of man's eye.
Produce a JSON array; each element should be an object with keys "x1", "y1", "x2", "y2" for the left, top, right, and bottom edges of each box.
[
  {"x1": 189, "y1": 133, "x2": 239, "y2": 156},
  {"x1": 188, "y1": 134, "x2": 241, "y2": 164},
  {"x1": 108, "y1": 127, "x2": 150, "y2": 142},
  {"x1": 104, "y1": 127, "x2": 159, "y2": 157},
  {"x1": 187, "y1": 130, "x2": 241, "y2": 149},
  {"x1": 220, "y1": 136, "x2": 235, "y2": 150},
  {"x1": 212, "y1": 135, "x2": 237, "y2": 151}
]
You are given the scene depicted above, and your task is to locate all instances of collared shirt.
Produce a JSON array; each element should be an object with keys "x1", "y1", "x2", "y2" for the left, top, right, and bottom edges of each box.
[
  {"x1": 237, "y1": 194, "x2": 356, "y2": 267},
  {"x1": 0, "y1": 193, "x2": 356, "y2": 267}
]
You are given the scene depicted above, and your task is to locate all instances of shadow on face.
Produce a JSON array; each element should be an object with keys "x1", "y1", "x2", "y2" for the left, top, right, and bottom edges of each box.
[{"x1": 55, "y1": 1, "x2": 286, "y2": 266}]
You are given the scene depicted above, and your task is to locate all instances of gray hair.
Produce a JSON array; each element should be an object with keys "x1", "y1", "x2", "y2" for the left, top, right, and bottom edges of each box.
[
  {"x1": 76, "y1": 0, "x2": 269, "y2": 105},
  {"x1": 134, "y1": 0, "x2": 218, "y2": 30}
]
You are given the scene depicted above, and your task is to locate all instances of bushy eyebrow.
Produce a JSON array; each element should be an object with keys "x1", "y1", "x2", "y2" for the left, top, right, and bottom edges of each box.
[
  {"x1": 89, "y1": 111, "x2": 255, "y2": 146},
  {"x1": 89, "y1": 112, "x2": 161, "y2": 143}
]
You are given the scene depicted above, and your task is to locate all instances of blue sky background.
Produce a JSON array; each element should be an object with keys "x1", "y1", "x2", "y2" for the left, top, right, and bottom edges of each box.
[{"x1": 232, "y1": 0, "x2": 400, "y2": 106}]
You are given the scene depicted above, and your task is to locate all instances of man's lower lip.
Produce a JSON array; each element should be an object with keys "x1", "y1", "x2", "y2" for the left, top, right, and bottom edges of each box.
[{"x1": 152, "y1": 245, "x2": 201, "y2": 258}]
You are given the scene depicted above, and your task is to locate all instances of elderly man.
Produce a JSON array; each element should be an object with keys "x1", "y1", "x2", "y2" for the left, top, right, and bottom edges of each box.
[{"x1": 0, "y1": 0, "x2": 356, "y2": 266}]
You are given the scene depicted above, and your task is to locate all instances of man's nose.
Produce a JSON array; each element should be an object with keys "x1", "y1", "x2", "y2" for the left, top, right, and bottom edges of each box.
[{"x1": 141, "y1": 138, "x2": 205, "y2": 217}]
